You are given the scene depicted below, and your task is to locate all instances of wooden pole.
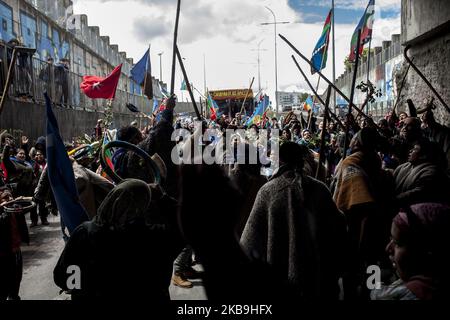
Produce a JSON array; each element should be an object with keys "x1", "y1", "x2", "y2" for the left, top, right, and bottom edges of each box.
[
  {"x1": 279, "y1": 34, "x2": 375, "y2": 125},
  {"x1": 291, "y1": 56, "x2": 345, "y2": 130},
  {"x1": 392, "y1": 59, "x2": 413, "y2": 114},
  {"x1": 0, "y1": 48, "x2": 18, "y2": 115},
  {"x1": 343, "y1": 29, "x2": 362, "y2": 160},
  {"x1": 316, "y1": 85, "x2": 332, "y2": 179},
  {"x1": 175, "y1": 45, "x2": 202, "y2": 119},
  {"x1": 240, "y1": 77, "x2": 255, "y2": 115},
  {"x1": 170, "y1": 0, "x2": 182, "y2": 96}
]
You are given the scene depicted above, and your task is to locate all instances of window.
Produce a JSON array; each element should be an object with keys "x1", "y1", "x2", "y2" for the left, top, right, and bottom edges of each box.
[{"x1": 2, "y1": 18, "x2": 6, "y2": 31}]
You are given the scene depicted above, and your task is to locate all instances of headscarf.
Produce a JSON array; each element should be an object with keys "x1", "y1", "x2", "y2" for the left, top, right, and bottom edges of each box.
[
  {"x1": 94, "y1": 179, "x2": 151, "y2": 231},
  {"x1": 393, "y1": 203, "x2": 450, "y2": 299},
  {"x1": 393, "y1": 203, "x2": 450, "y2": 249}
]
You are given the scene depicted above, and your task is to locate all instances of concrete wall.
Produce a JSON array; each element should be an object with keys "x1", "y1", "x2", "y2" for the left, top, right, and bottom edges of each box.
[
  {"x1": 401, "y1": 32, "x2": 450, "y2": 125},
  {"x1": 334, "y1": 34, "x2": 403, "y2": 118},
  {"x1": 0, "y1": 99, "x2": 198, "y2": 143},
  {"x1": 401, "y1": 0, "x2": 450, "y2": 44},
  {"x1": 0, "y1": 99, "x2": 138, "y2": 142},
  {"x1": 400, "y1": 0, "x2": 450, "y2": 126}
]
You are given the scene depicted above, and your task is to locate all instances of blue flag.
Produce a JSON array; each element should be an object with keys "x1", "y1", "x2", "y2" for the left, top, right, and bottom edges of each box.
[
  {"x1": 45, "y1": 93, "x2": 88, "y2": 234},
  {"x1": 246, "y1": 95, "x2": 270, "y2": 126},
  {"x1": 130, "y1": 48, "x2": 153, "y2": 99},
  {"x1": 152, "y1": 99, "x2": 159, "y2": 114}
]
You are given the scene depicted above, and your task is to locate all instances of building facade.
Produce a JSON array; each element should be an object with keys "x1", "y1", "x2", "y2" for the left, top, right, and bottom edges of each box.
[
  {"x1": 334, "y1": 34, "x2": 404, "y2": 118},
  {"x1": 276, "y1": 91, "x2": 308, "y2": 112},
  {"x1": 0, "y1": 0, "x2": 200, "y2": 141}
]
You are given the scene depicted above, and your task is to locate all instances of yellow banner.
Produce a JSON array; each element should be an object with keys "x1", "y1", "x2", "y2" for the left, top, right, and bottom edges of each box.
[{"x1": 209, "y1": 89, "x2": 254, "y2": 101}]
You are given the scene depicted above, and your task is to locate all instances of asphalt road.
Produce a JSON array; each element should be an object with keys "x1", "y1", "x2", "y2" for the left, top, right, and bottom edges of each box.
[{"x1": 19, "y1": 214, "x2": 207, "y2": 300}]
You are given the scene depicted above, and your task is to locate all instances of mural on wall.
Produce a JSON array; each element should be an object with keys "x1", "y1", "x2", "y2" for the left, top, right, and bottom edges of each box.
[
  {"x1": 20, "y1": 11, "x2": 37, "y2": 49},
  {"x1": 385, "y1": 56, "x2": 403, "y2": 102},
  {"x1": 37, "y1": 27, "x2": 70, "y2": 62},
  {"x1": 0, "y1": 1, "x2": 16, "y2": 42}
]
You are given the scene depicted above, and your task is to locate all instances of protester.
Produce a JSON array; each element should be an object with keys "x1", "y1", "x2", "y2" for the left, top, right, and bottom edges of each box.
[
  {"x1": 371, "y1": 203, "x2": 450, "y2": 300},
  {"x1": 54, "y1": 179, "x2": 164, "y2": 300},
  {"x1": 241, "y1": 142, "x2": 346, "y2": 299},
  {"x1": 332, "y1": 127, "x2": 395, "y2": 300},
  {"x1": 393, "y1": 138, "x2": 449, "y2": 206}
]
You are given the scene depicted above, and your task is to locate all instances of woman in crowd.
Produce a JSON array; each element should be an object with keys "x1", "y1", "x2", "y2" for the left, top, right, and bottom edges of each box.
[
  {"x1": 372, "y1": 203, "x2": 450, "y2": 300},
  {"x1": 54, "y1": 179, "x2": 174, "y2": 300}
]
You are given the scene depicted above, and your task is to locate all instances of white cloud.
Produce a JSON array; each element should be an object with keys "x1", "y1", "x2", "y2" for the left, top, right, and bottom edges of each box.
[{"x1": 72, "y1": 0, "x2": 400, "y2": 105}]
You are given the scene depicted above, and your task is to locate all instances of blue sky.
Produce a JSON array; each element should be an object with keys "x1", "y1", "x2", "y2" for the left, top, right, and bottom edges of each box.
[{"x1": 288, "y1": 0, "x2": 400, "y2": 24}]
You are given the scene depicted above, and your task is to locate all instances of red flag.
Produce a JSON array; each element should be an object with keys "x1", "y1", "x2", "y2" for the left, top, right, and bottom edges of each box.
[{"x1": 81, "y1": 64, "x2": 122, "y2": 99}]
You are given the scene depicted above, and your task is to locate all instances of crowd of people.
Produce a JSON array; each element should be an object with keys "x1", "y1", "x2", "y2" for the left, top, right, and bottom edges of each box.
[{"x1": 1, "y1": 93, "x2": 449, "y2": 301}]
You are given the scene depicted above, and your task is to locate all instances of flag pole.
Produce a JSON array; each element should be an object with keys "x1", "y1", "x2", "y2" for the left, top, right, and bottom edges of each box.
[
  {"x1": 366, "y1": 38, "x2": 372, "y2": 114},
  {"x1": 343, "y1": 29, "x2": 362, "y2": 160},
  {"x1": 170, "y1": 0, "x2": 181, "y2": 96},
  {"x1": 308, "y1": 8, "x2": 330, "y2": 131},
  {"x1": 308, "y1": 42, "x2": 327, "y2": 131},
  {"x1": 332, "y1": 0, "x2": 336, "y2": 113}
]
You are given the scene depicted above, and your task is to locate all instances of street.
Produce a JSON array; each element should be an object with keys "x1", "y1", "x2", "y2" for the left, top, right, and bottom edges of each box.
[{"x1": 19, "y1": 214, "x2": 207, "y2": 300}]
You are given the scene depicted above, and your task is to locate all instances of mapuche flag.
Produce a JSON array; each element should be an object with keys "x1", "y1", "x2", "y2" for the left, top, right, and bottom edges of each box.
[
  {"x1": 207, "y1": 93, "x2": 219, "y2": 121},
  {"x1": 45, "y1": 93, "x2": 89, "y2": 234},
  {"x1": 81, "y1": 64, "x2": 122, "y2": 99},
  {"x1": 311, "y1": 9, "x2": 332, "y2": 74},
  {"x1": 246, "y1": 95, "x2": 270, "y2": 126},
  {"x1": 130, "y1": 48, "x2": 153, "y2": 99},
  {"x1": 349, "y1": 0, "x2": 375, "y2": 62}
]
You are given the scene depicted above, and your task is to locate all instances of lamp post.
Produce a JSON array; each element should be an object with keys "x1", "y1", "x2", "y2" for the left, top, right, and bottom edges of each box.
[
  {"x1": 251, "y1": 39, "x2": 267, "y2": 93},
  {"x1": 261, "y1": 6, "x2": 289, "y2": 119},
  {"x1": 158, "y1": 52, "x2": 164, "y2": 82}
]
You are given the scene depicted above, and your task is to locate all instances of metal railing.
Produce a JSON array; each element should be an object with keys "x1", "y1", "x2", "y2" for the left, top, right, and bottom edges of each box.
[{"x1": 0, "y1": 43, "x2": 154, "y2": 115}]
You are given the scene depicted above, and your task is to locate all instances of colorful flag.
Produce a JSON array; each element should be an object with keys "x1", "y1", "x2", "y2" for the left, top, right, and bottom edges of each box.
[
  {"x1": 311, "y1": 9, "x2": 332, "y2": 74},
  {"x1": 246, "y1": 95, "x2": 270, "y2": 126},
  {"x1": 80, "y1": 64, "x2": 122, "y2": 99},
  {"x1": 207, "y1": 93, "x2": 219, "y2": 121},
  {"x1": 130, "y1": 49, "x2": 153, "y2": 99},
  {"x1": 349, "y1": 0, "x2": 375, "y2": 62},
  {"x1": 304, "y1": 96, "x2": 314, "y2": 111},
  {"x1": 45, "y1": 93, "x2": 88, "y2": 234}
]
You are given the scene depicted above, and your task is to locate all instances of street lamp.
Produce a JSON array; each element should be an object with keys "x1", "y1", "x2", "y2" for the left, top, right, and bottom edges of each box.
[
  {"x1": 261, "y1": 6, "x2": 289, "y2": 118},
  {"x1": 251, "y1": 39, "x2": 267, "y2": 93},
  {"x1": 157, "y1": 52, "x2": 164, "y2": 82}
]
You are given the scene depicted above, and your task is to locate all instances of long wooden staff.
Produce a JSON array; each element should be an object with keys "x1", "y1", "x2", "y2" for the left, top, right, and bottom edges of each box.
[
  {"x1": 316, "y1": 85, "x2": 332, "y2": 179},
  {"x1": 279, "y1": 34, "x2": 374, "y2": 125},
  {"x1": 404, "y1": 45, "x2": 449, "y2": 114},
  {"x1": 240, "y1": 77, "x2": 255, "y2": 115},
  {"x1": 176, "y1": 45, "x2": 202, "y2": 119},
  {"x1": 291, "y1": 56, "x2": 345, "y2": 130},
  {"x1": 170, "y1": 0, "x2": 182, "y2": 95},
  {"x1": 343, "y1": 29, "x2": 361, "y2": 160}
]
